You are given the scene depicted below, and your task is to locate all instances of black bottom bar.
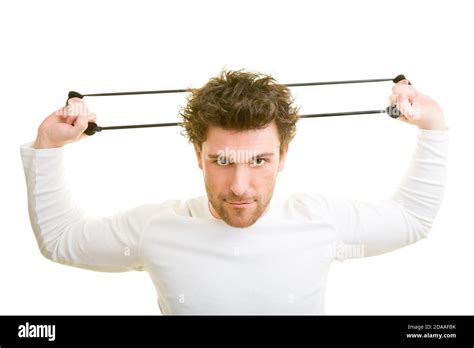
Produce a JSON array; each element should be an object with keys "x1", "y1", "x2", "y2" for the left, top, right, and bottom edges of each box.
[{"x1": 1, "y1": 315, "x2": 473, "y2": 346}]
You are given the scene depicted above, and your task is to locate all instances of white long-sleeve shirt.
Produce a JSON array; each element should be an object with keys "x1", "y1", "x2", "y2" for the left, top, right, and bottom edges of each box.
[{"x1": 20, "y1": 129, "x2": 449, "y2": 314}]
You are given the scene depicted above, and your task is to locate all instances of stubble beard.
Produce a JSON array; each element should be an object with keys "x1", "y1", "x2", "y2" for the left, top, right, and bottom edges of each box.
[{"x1": 205, "y1": 180, "x2": 275, "y2": 228}]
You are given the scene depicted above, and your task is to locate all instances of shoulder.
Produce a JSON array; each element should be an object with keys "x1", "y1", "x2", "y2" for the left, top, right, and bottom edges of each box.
[
  {"x1": 281, "y1": 191, "x2": 333, "y2": 220},
  {"x1": 133, "y1": 195, "x2": 208, "y2": 220}
]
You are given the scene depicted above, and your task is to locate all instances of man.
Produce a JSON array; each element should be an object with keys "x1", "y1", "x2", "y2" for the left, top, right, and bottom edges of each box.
[{"x1": 21, "y1": 69, "x2": 448, "y2": 314}]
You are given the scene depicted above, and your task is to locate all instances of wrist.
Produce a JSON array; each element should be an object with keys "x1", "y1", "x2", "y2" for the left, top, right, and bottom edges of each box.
[
  {"x1": 33, "y1": 136, "x2": 64, "y2": 149},
  {"x1": 418, "y1": 120, "x2": 448, "y2": 131}
]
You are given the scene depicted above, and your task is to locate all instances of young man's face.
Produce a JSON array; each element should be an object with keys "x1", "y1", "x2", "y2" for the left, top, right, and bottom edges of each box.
[{"x1": 195, "y1": 121, "x2": 288, "y2": 228}]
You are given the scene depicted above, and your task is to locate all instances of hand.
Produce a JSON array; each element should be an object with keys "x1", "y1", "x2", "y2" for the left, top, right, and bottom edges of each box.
[
  {"x1": 389, "y1": 80, "x2": 447, "y2": 130},
  {"x1": 33, "y1": 98, "x2": 97, "y2": 149}
]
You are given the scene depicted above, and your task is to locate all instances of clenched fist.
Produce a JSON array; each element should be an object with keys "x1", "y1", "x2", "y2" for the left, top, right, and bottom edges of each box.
[
  {"x1": 33, "y1": 98, "x2": 97, "y2": 149},
  {"x1": 389, "y1": 80, "x2": 447, "y2": 130}
]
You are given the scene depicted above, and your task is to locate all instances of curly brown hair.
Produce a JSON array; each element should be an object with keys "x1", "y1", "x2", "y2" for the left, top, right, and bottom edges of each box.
[{"x1": 179, "y1": 69, "x2": 300, "y2": 154}]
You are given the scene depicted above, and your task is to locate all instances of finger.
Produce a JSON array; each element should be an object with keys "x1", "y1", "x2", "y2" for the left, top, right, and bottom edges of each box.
[
  {"x1": 393, "y1": 86, "x2": 417, "y2": 106},
  {"x1": 392, "y1": 84, "x2": 417, "y2": 97},
  {"x1": 87, "y1": 113, "x2": 97, "y2": 123},
  {"x1": 66, "y1": 111, "x2": 95, "y2": 127},
  {"x1": 398, "y1": 95, "x2": 416, "y2": 120},
  {"x1": 397, "y1": 115, "x2": 412, "y2": 124},
  {"x1": 69, "y1": 114, "x2": 89, "y2": 138},
  {"x1": 66, "y1": 98, "x2": 89, "y2": 117},
  {"x1": 67, "y1": 97, "x2": 87, "y2": 106},
  {"x1": 389, "y1": 93, "x2": 398, "y2": 106},
  {"x1": 65, "y1": 115, "x2": 77, "y2": 125},
  {"x1": 51, "y1": 106, "x2": 67, "y2": 119},
  {"x1": 77, "y1": 114, "x2": 97, "y2": 139}
]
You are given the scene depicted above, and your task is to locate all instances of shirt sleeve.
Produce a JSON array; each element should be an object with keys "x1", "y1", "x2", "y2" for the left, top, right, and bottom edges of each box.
[
  {"x1": 314, "y1": 129, "x2": 449, "y2": 261},
  {"x1": 20, "y1": 142, "x2": 158, "y2": 272}
]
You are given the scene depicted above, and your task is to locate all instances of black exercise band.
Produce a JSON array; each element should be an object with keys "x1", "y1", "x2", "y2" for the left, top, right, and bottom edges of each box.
[{"x1": 66, "y1": 74, "x2": 410, "y2": 136}]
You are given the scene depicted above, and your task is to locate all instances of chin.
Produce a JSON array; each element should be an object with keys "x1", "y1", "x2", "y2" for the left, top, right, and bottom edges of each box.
[
  {"x1": 225, "y1": 220, "x2": 258, "y2": 228},
  {"x1": 223, "y1": 214, "x2": 260, "y2": 228}
]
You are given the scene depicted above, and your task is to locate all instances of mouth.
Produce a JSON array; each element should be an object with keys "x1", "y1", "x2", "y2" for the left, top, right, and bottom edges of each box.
[{"x1": 226, "y1": 200, "x2": 255, "y2": 208}]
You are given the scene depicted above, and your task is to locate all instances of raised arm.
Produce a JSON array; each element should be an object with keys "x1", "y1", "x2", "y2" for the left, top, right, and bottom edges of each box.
[
  {"x1": 21, "y1": 99, "x2": 156, "y2": 271},
  {"x1": 310, "y1": 79, "x2": 449, "y2": 260}
]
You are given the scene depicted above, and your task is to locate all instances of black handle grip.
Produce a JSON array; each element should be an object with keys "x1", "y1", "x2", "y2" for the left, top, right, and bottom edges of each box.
[
  {"x1": 65, "y1": 91, "x2": 100, "y2": 136},
  {"x1": 387, "y1": 74, "x2": 412, "y2": 118},
  {"x1": 84, "y1": 122, "x2": 101, "y2": 136},
  {"x1": 386, "y1": 105, "x2": 402, "y2": 118},
  {"x1": 393, "y1": 74, "x2": 411, "y2": 85},
  {"x1": 65, "y1": 91, "x2": 84, "y2": 106},
  {"x1": 68, "y1": 91, "x2": 84, "y2": 99}
]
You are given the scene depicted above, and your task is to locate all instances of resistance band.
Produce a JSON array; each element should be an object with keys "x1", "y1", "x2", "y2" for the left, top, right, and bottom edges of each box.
[{"x1": 66, "y1": 74, "x2": 410, "y2": 136}]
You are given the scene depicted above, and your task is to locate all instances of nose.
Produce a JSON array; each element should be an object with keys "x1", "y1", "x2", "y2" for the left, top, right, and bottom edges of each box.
[{"x1": 229, "y1": 165, "x2": 251, "y2": 197}]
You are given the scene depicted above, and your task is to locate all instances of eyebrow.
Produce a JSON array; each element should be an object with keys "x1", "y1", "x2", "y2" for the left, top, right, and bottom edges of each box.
[{"x1": 207, "y1": 152, "x2": 276, "y2": 159}]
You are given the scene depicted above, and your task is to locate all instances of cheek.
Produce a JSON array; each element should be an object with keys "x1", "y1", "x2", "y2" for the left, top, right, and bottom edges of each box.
[
  {"x1": 245, "y1": 167, "x2": 279, "y2": 193},
  {"x1": 261, "y1": 168, "x2": 279, "y2": 189},
  {"x1": 202, "y1": 164, "x2": 226, "y2": 187}
]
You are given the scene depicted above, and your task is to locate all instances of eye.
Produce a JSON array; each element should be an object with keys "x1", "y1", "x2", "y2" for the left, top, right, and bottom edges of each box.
[
  {"x1": 249, "y1": 158, "x2": 266, "y2": 168},
  {"x1": 215, "y1": 156, "x2": 231, "y2": 166}
]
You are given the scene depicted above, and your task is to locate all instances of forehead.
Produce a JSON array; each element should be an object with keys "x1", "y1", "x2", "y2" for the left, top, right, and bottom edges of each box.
[{"x1": 202, "y1": 121, "x2": 280, "y2": 153}]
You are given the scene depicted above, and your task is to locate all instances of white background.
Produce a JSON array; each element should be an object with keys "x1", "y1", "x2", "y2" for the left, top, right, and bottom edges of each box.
[{"x1": 1, "y1": 0, "x2": 473, "y2": 315}]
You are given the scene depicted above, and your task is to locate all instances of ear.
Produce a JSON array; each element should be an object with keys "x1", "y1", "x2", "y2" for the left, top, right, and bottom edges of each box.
[
  {"x1": 194, "y1": 144, "x2": 203, "y2": 170},
  {"x1": 278, "y1": 143, "x2": 289, "y2": 172}
]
